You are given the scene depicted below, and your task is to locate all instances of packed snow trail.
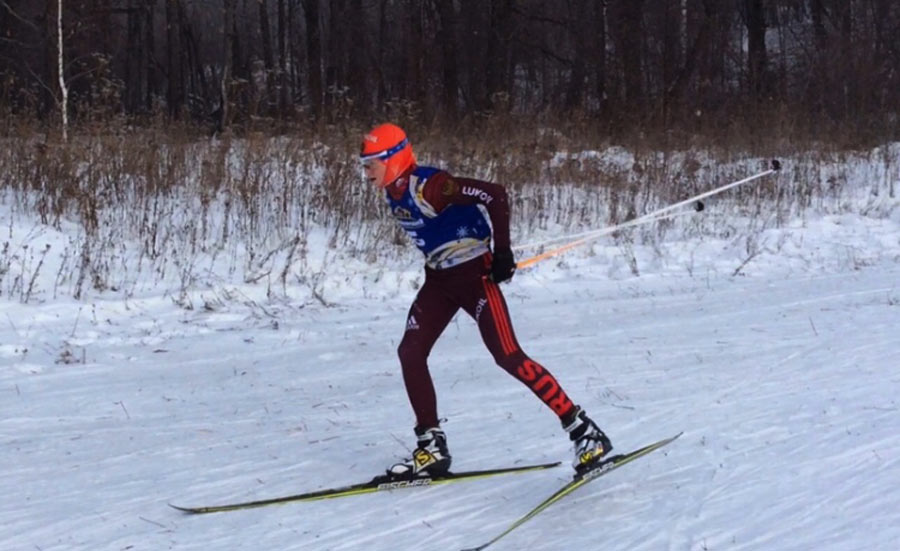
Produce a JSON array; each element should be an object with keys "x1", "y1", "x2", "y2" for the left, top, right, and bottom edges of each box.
[{"x1": 2, "y1": 262, "x2": 899, "y2": 551}]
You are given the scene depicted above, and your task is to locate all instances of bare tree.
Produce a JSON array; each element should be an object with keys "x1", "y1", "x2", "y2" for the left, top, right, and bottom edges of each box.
[
  {"x1": 57, "y1": 0, "x2": 68, "y2": 140},
  {"x1": 165, "y1": 0, "x2": 183, "y2": 119},
  {"x1": 610, "y1": 0, "x2": 645, "y2": 108},
  {"x1": 563, "y1": 0, "x2": 582, "y2": 110},
  {"x1": 302, "y1": 0, "x2": 323, "y2": 119},
  {"x1": 485, "y1": 0, "x2": 515, "y2": 111},
  {"x1": 258, "y1": 0, "x2": 276, "y2": 115},
  {"x1": 664, "y1": 0, "x2": 718, "y2": 118},
  {"x1": 742, "y1": 0, "x2": 768, "y2": 98},
  {"x1": 220, "y1": 0, "x2": 236, "y2": 132},
  {"x1": 346, "y1": 0, "x2": 368, "y2": 115},
  {"x1": 434, "y1": 0, "x2": 459, "y2": 118},
  {"x1": 276, "y1": 0, "x2": 289, "y2": 116},
  {"x1": 125, "y1": 0, "x2": 153, "y2": 114},
  {"x1": 593, "y1": 0, "x2": 608, "y2": 112}
]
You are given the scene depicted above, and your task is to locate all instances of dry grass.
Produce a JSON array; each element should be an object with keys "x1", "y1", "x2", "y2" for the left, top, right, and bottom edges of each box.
[{"x1": 0, "y1": 115, "x2": 894, "y2": 303}]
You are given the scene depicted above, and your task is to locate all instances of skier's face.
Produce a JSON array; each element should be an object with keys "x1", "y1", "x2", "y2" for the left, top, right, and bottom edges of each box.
[{"x1": 362, "y1": 159, "x2": 388, "y2": 188}]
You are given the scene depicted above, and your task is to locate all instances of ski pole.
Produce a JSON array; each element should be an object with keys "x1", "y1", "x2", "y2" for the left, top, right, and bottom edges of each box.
[
  {"x1": 513, "y1": 208, "x2": 690, "y2": 254},
  {"x1": 515, "y1": 159, "x2": 782, "y2": 270}
]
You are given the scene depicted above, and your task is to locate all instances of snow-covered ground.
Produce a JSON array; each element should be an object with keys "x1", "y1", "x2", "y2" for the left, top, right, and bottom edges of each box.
[{"x1": 1, "y1": 147, "x2": 899, "y2": 551}]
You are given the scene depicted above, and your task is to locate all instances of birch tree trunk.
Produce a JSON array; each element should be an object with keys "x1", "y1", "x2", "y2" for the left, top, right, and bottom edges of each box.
[{"x1": 57, "y1": 0, "x2": 68, "y2": 141}]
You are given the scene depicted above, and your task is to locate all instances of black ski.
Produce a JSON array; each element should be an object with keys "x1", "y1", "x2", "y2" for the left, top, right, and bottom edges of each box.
[
  {"x1": 170, "y1": 460, "x2": 560, "y2": 514},
  {"x1": 461, "y1": 433, "x2": 682, "y2": 551}
]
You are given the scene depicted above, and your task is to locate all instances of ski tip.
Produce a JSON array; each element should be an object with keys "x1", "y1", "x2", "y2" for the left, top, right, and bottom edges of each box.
[{"x1": 169, "y1": 503, "x2": 203, "y2": 514}]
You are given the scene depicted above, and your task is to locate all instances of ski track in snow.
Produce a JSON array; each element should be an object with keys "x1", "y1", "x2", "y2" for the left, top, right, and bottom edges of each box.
[{"x1": 2, "y1": 262, "x2": 899, "y2": 551}]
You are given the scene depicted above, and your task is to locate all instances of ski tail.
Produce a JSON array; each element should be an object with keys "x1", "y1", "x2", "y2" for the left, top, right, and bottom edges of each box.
[{"x1": 170, "y1": 460, "x2": 560, "y2": 514}]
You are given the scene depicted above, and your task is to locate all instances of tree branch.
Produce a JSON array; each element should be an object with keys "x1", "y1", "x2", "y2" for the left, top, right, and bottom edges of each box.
[
  {"x1": 0, "y1": 1, "x2": 40, "y2": 31},
  {"x1": 513, "y1": 36, "x2": 573, "y2": 67}
]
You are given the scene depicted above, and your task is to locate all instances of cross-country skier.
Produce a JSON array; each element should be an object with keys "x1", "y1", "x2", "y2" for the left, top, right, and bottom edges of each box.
[{"x1": 360, "y1": 123, "x2": 613, "y2": 477}]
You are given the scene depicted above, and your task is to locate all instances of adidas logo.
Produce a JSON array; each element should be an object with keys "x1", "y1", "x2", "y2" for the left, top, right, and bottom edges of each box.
[{"x1": 406, "y1": 315, "x2": 420, "y2": 331}]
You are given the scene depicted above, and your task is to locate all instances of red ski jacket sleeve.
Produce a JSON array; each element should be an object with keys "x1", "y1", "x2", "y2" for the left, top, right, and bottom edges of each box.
[{"x1": 420, "y1": 171, "x2": 511, "y2": 251}]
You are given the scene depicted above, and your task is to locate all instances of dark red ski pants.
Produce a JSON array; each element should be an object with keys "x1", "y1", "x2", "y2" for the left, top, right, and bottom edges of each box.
[{"x1": 397, "y1": 253, "x2": 576, "y2": 429}]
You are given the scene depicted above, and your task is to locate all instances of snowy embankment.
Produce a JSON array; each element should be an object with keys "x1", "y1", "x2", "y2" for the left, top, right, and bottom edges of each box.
[{"x1": 1, "y1": 144, "x2": 899, "y2": 551}]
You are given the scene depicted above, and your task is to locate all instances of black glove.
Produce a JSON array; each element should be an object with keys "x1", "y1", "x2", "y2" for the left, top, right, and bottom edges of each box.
[{"x1": 490, "y1": 248, "x2": 517, "y2": 284}]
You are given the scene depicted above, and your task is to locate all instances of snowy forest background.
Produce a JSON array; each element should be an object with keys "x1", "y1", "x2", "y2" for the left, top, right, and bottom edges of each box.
[{"x1": 0, "y1": 0, "x2": 899, "y2": 138}]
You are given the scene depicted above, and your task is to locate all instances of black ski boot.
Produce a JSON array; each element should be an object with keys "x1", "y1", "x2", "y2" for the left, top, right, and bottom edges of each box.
[
  {"x1": 563, "y1": 407, "x2": 613, "y2": 474},
  {"x1": 388, "y1": 426, "x2": 452, "y2": 478}
]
